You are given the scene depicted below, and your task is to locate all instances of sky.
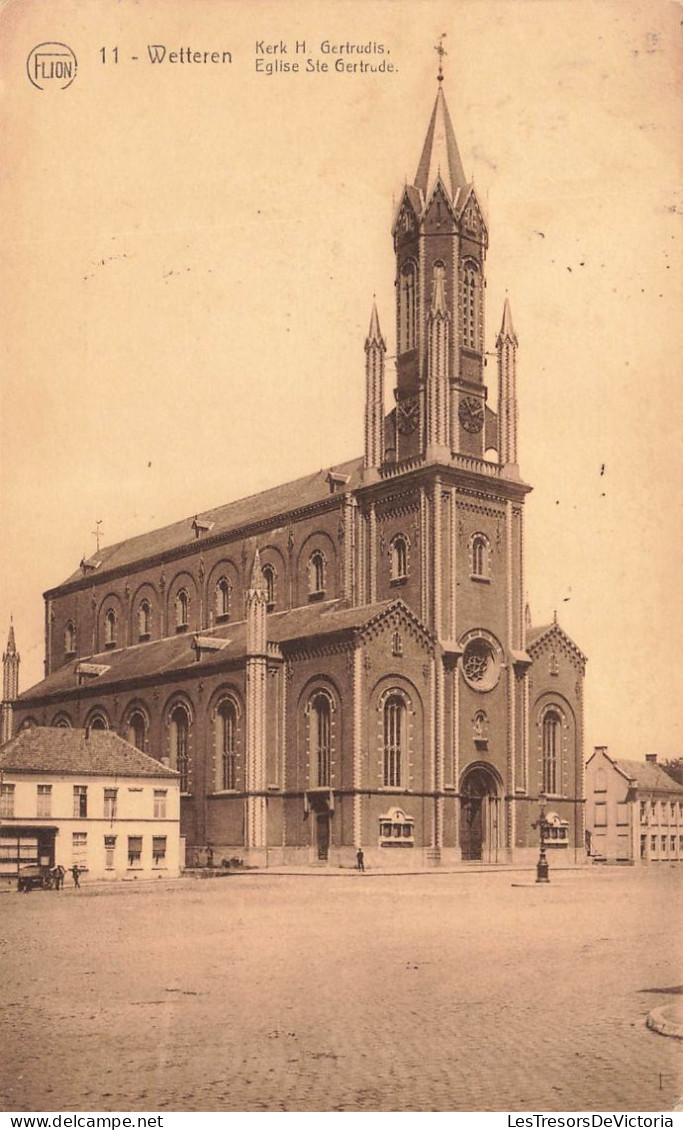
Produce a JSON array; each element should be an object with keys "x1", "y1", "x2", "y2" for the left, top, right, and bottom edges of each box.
[{"x1": 0, "y1": 0, "x2": 681, "y2": 760}]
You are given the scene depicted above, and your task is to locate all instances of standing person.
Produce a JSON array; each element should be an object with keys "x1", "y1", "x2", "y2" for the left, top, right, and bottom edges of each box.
[
  {"x1": 356, "y1": 847, "x2": 365, "y2": 872},
  {"x1": 71, "y1": 864, "x2": 81, "y2": 888},
  {"x1": 56, "y1": 865, "x2": 66, "y2": 890}
]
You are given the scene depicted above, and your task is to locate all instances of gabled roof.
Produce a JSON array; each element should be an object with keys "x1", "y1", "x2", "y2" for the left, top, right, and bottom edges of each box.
[
  {"x1": 54, "y1": 457, "x2": 364, "y2": 590},
  {"x1": 17, "y1": 598, "x2": 433, "y2": 705},
  {"x1": 0, "y1": 727, "x2": 179, "y2": 779},
  {"x1": 527, "y1": 621, "x2": 587, "y2": 668},
  {"x1": 587, "y1": 748, "x2": 683, "y2": 796}
]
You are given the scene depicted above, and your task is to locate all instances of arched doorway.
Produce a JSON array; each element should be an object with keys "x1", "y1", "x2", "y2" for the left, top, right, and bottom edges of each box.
[{"x1": 460, "y1": 763, "x2": 502, "y2": 862}]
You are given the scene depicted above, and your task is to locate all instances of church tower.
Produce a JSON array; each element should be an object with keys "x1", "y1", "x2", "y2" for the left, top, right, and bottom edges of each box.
[
  {"x1": 391, "y1": 51, "x2": 488, "y2": 463},
  {"x1": 2, "y1": 620, "x2": 20, "y2": 744}
]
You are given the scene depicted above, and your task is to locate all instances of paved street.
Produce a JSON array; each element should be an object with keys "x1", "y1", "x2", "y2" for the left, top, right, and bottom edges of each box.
[{"x1": 1, "y1": 867, "x2": 681, "y2": 1112}]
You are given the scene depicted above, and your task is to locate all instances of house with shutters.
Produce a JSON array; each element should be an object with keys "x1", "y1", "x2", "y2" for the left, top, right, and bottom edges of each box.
[
  {"x1": 586, "y1": 747, "x2": 683, "y2": 864},
  {"x1": 0, "y1": 727, "x2": 180, "y2": 882}
]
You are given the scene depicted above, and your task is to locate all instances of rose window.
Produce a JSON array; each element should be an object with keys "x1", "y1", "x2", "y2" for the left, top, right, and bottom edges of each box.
[{"x1": 461, "y1": 637, "x2": 500, "y2": 692}]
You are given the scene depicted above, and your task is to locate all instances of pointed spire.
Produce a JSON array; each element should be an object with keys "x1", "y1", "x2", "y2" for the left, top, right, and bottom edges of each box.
[
  {"x1": 414, "y1": 85, "x2": 468, "y2": 205},
  {"x1": 364, "y1": 300, "x2": 386, "y2": 476},
  {"x1": 248, "y1": 548, "x2": 265, "y2": 594},
  {"x1": 497, "y1": 295, "x2": 519, "y2": 470},
  {"x1": 5, "y1": 619, "x2": 16, "y2": 656},
  {"x1": 365, "y1": 300, "x2": 386, "y2": 350},
  {"x1": 497, "y1": 295, "x2": 518, "y2": 345},
  {"x1": 525, "y1": 601, "x2": 532, "y2": 629}
]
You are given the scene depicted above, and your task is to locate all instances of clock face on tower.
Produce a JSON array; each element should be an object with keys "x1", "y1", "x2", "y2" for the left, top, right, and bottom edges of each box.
[{"x1": 458, "y1": 396, "x2": 485, "y2": 434}]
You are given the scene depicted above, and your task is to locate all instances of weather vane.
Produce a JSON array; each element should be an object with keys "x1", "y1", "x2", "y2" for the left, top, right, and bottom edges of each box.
[
  {"x1": 435, "y1": 33, "x2": 447, "y2": 82},
  {"x1": 92, "y1": 519, "x2": 103, "y2": 553}
]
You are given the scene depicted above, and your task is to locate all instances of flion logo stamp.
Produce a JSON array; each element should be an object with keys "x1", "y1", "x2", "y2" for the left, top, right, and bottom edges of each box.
[{"x1": 27, "y1": 42, "x2": 77, "y2": 90}]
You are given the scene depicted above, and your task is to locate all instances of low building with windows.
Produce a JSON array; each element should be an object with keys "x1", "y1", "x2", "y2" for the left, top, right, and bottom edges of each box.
[
  {"x1": 585, "y1": 747, "x2": 683, "y2": 864},
  {"x1": 7, "y1": 71, "x2": 586, "y2": 868},
  {"x1": 0, "y1": 727, "x2": 180, "y2": 881}
]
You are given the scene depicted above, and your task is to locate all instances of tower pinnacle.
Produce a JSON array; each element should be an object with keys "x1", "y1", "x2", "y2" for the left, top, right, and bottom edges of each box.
[{"x1": 2, "y1": 619, "x2": 20, "y2": 744}]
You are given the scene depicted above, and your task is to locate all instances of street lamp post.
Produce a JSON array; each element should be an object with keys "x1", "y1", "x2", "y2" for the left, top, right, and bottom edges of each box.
[{"x1": 535, "y1": 793, "x2": 550, "y2": 884}]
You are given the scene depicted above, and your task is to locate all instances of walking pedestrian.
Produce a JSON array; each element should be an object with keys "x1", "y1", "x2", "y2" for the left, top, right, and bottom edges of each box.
[
  {"x1": 71, "y1": 864, "x2": 81, "y2": 888},
  {"x1": 356, "y1": 847, "x2": 365, "y2": 872}
]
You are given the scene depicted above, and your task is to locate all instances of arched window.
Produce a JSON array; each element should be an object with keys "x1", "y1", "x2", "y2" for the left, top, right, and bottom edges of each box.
[
  {"x1": 431, "y1": 261, "x2": 446, "y2": 308},
  {"x1": 262, "y1": 564, "x2": 276, "y2": 610},
  {"x1": 216, "y1": 578, "x2": 231, "y2": 621},
  {"x1": 138, "y1": 600, "x2": 151, "y2": 638},
  {"x1": 216, "y1": 700, "x2": 237, "y2": 790},
  {"x1": 383, "y1": 695, "x2": 405, "y2": 788},
  {"x1": 390, "y1": 536, "x2": 408, "y2": 582},
  {"x1": 104, "y1": 609, "x2": 117, "y2": 647},
  {"x1": 175, "y1": 589, "x2": 189, "y2": 630},
  {"x1": 542, "y1": 710, "x2": 561, "y2": 795},
  {"x1": 471, "y1": 534, "x2": 489, "y2": 579},
  {"x1": 461, "y1": 262, "x2": 480, "y2": 352},
  {"x1": 88, "y1": 713, "x2": 108, "y2": 732},
  {"x1": 308, "y1": 551, "x2": 325, "y2": 597},
  {"x1": 128, "y1": 710, "x2": 147, "y2": 751},
  {"x1": 399, "y1": 262, "x2": 417, "y2": 353},
  {"x1": 64, "y1": 621, "x2": 76, "y2": 654},
  {"x1": 170, "y1": 705, "x2": 190, "y2": 792},
  {"x1": 310, "y1": 692, "x2": 331, "y2": 787},
  {"x1": 52, "y1": 713, "x2": 72, "y2": 729}
]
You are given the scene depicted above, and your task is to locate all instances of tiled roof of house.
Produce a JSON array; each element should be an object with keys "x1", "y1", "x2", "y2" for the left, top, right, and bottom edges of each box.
[
  {"x1": 17, "y1": 598, "x2": 404, "y2": 704},
  {"x1": 0, "y1": 727, "x2": 179, "y2": 779},
  {"x1": 612, "y1": 758, "x2": 683, "y2": 795},
  {"x1": 56, "y1": 457, "x2": 364, "y2": 588}
]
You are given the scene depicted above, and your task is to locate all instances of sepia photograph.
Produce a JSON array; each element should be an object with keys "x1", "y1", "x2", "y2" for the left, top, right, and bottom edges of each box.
[{"x1": 0, "y1": 0, "x2": 681, "y2": 1116}]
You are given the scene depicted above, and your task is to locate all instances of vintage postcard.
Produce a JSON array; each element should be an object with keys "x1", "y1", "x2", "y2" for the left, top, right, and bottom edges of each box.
[{"x1": 0, "y1": 0, "x2": 681, "y2": 1116}]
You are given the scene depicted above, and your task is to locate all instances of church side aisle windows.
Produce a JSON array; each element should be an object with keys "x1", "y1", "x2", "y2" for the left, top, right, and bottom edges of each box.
[
  {"x1": 383, "y1": 694, "x2": 406, "y2": 788},
  {"x1": 216, "y1": 578, "x2": 231, "y2": 622},
  {"x1": 64, "y1": 621, "x2": 76, "y2": 655},
  {"x1": 104, "y1": 609, "x2": 117, "y2": 649},
  {"x1": 138, "y1": 600, "x2": 152, "y2": 640},
  {"x1": 175, "y1": 590, "x2": 189, "y2": 632},
  {"x1": 398, "y1": 261, "x2": 417, "y2": 354},
  {"x1": 390, "y1": 535, "x2": 409, "y2": 584},
  {"x1": 170, "y1": 705, "x2": 190, "y2": 793},
  {"x1": 308, "y1": 552, "x2": 326, "y2": 601},
  {"x1": 309, "y1": 691, "x2": 332, "y2": 788},
  {"x1": 216, "y1": 699, "x2": 237, "y2": 791},
  {"x1": 262, "y1": 564, "x2": 276, "y2": 611},
  {"x1": 127, "y1": 709, "x2": 147, "y2": 751},
  {"x1": 542, "y1": 709, "x2": 562, "y2": 795}
]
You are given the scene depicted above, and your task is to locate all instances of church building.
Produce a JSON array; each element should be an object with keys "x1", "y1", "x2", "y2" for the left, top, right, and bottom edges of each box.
[{"x1": 8, "y1": 71, "x2": 587, "y2": 868}]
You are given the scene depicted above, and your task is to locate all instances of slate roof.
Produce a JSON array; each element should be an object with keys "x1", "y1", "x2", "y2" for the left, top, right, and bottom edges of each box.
[
  {"x1": 17, "y1": 598, "x2": 404, "y2": 704},
  {"x1": 611, "y1": 757, "x2": 683, "y2": 795},
  {"x1": 0, "y1": 728, "x2": 179, "y2": 779},
  {"x1": 55, "y1": 457, "x2": 364, "y2": 589}
]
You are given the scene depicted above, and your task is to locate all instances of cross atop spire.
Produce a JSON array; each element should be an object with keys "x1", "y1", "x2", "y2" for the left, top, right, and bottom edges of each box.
[{"x1": 435, "y1": 33, "x2": 447, "y2": 83}]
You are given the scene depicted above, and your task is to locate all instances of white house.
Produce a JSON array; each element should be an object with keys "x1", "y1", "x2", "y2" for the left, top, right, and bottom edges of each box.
[
  {"x1": 0, "y1": 727, "x2": 180, "y2": 881},
  {"x1": 585, "y1": 746, "x2": 683, "y2": 864}
]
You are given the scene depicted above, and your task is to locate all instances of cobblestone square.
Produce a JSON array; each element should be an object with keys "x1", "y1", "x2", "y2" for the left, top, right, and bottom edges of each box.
[{"x1": 1, "y1": 867, "x2": 681, "y2": 1112}]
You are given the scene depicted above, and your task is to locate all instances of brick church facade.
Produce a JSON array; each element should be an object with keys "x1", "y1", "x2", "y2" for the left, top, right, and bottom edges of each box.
[{"x1": 10, "y1": 76, "x2": 586, "y2": 867}]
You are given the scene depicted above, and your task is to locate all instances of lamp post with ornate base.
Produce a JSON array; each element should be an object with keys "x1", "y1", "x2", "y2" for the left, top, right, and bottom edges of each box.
[{"x1": 533, "y1": 793, "x2": 550, "y2": 883}]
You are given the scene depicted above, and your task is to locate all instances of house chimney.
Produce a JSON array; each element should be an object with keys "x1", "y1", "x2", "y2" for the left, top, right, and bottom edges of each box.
[
  {"x1": 645, "y1": 753, "x2": 657, "y2": 764},
  {"x1": 594, "y1": 745, "x2": 608, "y2": 755}
]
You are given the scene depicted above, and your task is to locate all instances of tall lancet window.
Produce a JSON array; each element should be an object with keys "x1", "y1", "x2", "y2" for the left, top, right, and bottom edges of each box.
[
  {"x1": 309, "y1": 692, "x2": 332, "y2": 788},
  {"x1": 462, "y1": 262, "x2": 481, "y2": 352},
  {"x1": 399, "y1": 262, "x2": 417, "y2": 353},
  {"x1": 542, "y1": 710, "x2": 561, "y2": 795}
]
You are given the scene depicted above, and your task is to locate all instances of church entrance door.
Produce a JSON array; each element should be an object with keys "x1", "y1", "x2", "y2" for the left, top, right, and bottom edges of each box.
[
  {"x1": 316, "y1": 814, "x2": 330, "y2": 861},
  {"x1": 460, "y1": 765, "x2": 502, "y2": 862}
]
